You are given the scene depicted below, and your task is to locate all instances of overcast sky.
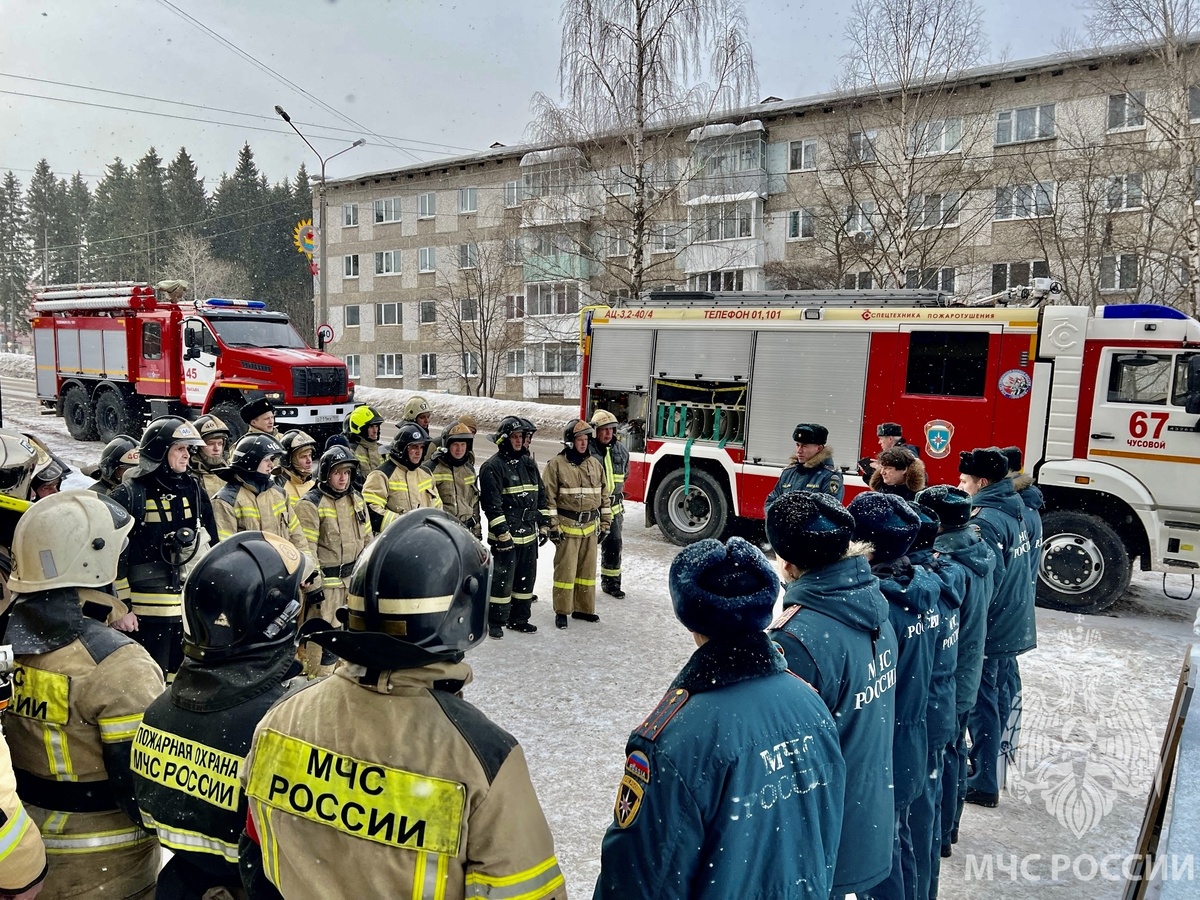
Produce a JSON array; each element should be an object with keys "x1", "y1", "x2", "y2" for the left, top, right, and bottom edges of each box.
[{"x1": 0, "y1": 0, "x2": 1086, "y2": 188}]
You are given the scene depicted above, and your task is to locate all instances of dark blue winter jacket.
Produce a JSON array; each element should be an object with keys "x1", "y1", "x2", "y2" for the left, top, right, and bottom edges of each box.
[
  {"x1": 971, "y1": 479, "x2": 1036, "y2": 657},
  {"x1": 911, "y1": 547, "x2": 962, "y2": 750},
  {"x1": 594, "y1": 631, "x2": 846, "y2": 900},
  {"x1": 875, "y1": 557, "x2": 940, "y2": 808},
  {"x1": 934, "y1": 524, "x2": 997, "y2": 716},
  {"x1": 1013, "y1": 474, "x2": 1044, "y2": 588},
  {"x1": 769, "y1": 552, "x2": 897, "y2": 895},
  {"x1": 765, "y1": 448, "x2": 845, "y2": 507}
]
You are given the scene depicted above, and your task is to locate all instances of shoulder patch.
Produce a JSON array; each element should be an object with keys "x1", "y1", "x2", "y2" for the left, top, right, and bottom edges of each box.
[
  {"x1": 430, "y1": 690, "x2": 518, "y2": 785},
  {"x1": 828, "y1": 473, "x2": 843, "y2": 494},
  {"x1": 768, "y1": 604, "x2": 803, "y2": 631},
  {"x1": 614, "y1": 773, "x2": 645, "y2": 828},
  {"x1": 624, "y1": 749, "x2": 650, "y2": 784},
  {"x1": 634, "y1": 687, "x2": 689, "y2": 742}
]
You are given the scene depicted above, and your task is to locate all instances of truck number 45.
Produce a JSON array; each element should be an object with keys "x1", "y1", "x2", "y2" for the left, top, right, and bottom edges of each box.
[{"x1": 1129, "y1": 410, "x2": 1169, "y2": 439}]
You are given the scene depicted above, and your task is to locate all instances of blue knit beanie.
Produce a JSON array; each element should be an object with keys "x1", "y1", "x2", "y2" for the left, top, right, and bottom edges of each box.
[
  {"x1": 915, "y1": 485, "x2": 972, "y2": 529},
  {"x1": 669, "y1": 537, "x2": 780, "y2": 637},
  {"x1": 848, "y1": 492, "x2": 921, "y2": 561}
]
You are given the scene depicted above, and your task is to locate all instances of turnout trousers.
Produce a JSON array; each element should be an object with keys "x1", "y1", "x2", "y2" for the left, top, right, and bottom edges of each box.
[
  {"x1": 600, "y1": 512, "x2": 623, "y2": 592},
  {"x1": 552, "y1": 530, "x2": 598, "y2": 616},
  {"x1": 490, "y1": 539, "x2": 538, "y2": 627},
  {"x1": 29, "y1": 804, "x2": 158, "y2": 899}
]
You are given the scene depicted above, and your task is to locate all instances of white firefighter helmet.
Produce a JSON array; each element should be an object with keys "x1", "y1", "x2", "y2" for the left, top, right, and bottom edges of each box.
[
  {"x1": 9, "y1": 490, "x2": 133, "y2": 593},
  {"x1": 590, "y1": 409, "x2": 619, "y2": 429},
  {"x1": 0, "y1": 430, "x2": 37, "y2": 501}
]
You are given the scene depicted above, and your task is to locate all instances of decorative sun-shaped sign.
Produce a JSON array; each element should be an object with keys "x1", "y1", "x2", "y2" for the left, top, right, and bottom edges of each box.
[{"x1": 293, "y1": 220, "x2": 316, "y2": 259}]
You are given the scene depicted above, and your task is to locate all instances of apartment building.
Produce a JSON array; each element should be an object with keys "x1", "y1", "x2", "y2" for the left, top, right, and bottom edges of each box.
[{"x1": 322, "y1": 40, "x2": 1200, "y2": 400}]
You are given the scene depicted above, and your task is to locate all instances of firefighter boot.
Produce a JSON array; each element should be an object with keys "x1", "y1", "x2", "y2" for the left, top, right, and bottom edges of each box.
[{"x1": 601, "y1": 578, "x2": 625, "y2": 599}]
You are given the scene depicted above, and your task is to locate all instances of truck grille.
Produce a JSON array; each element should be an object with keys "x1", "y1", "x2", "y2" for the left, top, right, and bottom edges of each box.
[{"x1": 292, "y1": 366, "x2": 347, "y2": 398}]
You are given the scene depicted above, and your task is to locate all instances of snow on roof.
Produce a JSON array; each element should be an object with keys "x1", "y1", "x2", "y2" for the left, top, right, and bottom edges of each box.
[
  {"x1": 685, "y1": 191, "x2": 764, "y2": 206},
  {"x1": 686, "y1": 120, "x2": 764, "y2": 142},
  {"x1": 519, "y1": 147, "x2": 585, "y2": 167}
]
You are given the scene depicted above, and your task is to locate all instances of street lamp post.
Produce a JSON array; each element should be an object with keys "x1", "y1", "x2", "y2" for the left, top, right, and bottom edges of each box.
[{"x1": 275, "y1": 105, "x2": 365, "y2": 350}]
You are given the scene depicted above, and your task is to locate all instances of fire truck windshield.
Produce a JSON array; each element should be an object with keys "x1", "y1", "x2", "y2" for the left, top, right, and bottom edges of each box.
[{"x1": 206, "y1": 316, "x2": 308, "y2": 350}]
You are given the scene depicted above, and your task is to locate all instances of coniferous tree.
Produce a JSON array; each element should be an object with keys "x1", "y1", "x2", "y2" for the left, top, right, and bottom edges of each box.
[
  {"x1": 132, "y1": 148, "x2": 170, "y2": 280},
  {"x1": 65, "y1": 174, "x2": 92, "y2": 283},
  {"x1": 90, "y1": 159, "x2": 138, "y2": 281},
  {"x1": 0, "y1": 172, "x2": 31, "y2": 343},
  {"x1": 164, "y1": 147, "x2": 208, "y2": 236},
  {"x1": 25, "y1": 160, "x2": 74, "y2": 285}
]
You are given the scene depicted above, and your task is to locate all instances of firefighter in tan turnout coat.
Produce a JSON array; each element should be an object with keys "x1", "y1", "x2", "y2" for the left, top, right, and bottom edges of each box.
[
  {"x1": 2, "y1": 492, "x2": 164, "y2": 898},
  {"x1": 362, "y1": 424, "x2": 441, "y2": 533},
  {"x1": 543, "y1": 420, "x2": 611, "y2": 630},
  {"x1": 430, "y1": 424, "x2": 482, "y2": 539},
  {"x1": 239, "y1": 508, "x2": 565, "y2": 900}
]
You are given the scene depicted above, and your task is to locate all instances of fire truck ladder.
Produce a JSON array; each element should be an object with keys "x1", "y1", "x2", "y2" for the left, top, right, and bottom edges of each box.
[{"x1": 637, "y1": 279, "x2": 1061, "y2": 309}]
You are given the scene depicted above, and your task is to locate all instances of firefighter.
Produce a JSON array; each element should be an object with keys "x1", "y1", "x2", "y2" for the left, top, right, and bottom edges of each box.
[
  {"x1": 765, "y1": 422, "x2": 844, "y2": 508},
  {"x1": 191, "y1": 414, "x2": 232, "y2": 497},
  {"x1": 595, "y1": 538, "x2": 845, "y2": 899},
  {"x1": 294, "y1": 445, "x2": 372, "y2": 673},
  {"x1": 86, "y1": 435, "x2": 139, "y2": 494},
  {"x1": 0, "y1": 433, "x2": 36, "y2": 506},
  {"x1": 362, "y1": 423, "x2": 441, "y2": 534},
  {"x1": 239, "y1": 508, "x2": 565, "y2": 899},
  {"x1": 132, "y1": 532, "x2": 304, "y2": 900},
  {"x1": 543, "y1": 420, "x2": 611, "y2": 630},
  {"x1": 589, "y1": 409, "x2": 629, "y2": 599},
  {"x1": 458, "y1": 414, "x2": 478, "y2": 434},
  {"x1": 212, "y1": 435, "x2": 312, "y2": 554},
  {"x1": 2, "y1": 491, "x2": 164, "y2": 898},
  {"x1": 0, "y1": 727, "x2": 48, "y2": 898},
  {"x1": 431, "y1": 423, "x2": 481, "y2": 540},
  {"x1": 277, "y1": 430, "x2": 317, "y2": 510},
  {"x1": 519, "y1": 417, "x2": 538, "y2": 460},
  {"x1": 240, "y1": 397, "x2": 282, "y2": 440},
  {"x1": 26, "y1": 446, "x2": 67, "y2": 503},
  {"x1": 400, "y1": 395, "x2": 432, "y2": 432},
  {"x1": 343, "y1": 404, "x2": 384, "y2": 487},
  {"x1": 479, "y1": 417, "x2": 548, "y2": 638},
  {"x1": 110, "y1": 416, "x2": 219, "y2": 681}
]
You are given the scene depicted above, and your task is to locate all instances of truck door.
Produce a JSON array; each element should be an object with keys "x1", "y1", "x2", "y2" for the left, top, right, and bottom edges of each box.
[
  {"x1": 182, "y1": 317, "x2": 219, "y2": 407},
  {"x1": 1088, "y1": 349, "x2": 1200, "y2": 513}
]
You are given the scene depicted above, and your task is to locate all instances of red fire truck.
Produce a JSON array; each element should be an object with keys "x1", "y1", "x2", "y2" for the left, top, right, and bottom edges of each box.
[
  {"x1": 581, "y1": 284, "x2": 1200, "y2": 614},
  {"x1": 31, "y1": 282, "x2": 353, "y2": 443}
]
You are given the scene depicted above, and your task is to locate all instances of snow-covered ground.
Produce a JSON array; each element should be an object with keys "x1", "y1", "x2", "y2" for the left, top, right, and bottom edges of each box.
[{"x1": 3, "y1": 364, "x2": 1196, "y2": 898}]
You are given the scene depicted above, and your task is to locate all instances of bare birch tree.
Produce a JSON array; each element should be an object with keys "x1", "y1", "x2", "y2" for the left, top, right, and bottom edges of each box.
[
  {"x1": 530, "y1": 0, "x2": 758, "y2": 296},
  {"x1": 162, "y1": 233, "x2": 252, "y2": 304}
]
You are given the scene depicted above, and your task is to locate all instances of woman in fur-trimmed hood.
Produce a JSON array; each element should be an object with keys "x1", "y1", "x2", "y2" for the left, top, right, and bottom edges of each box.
[{"x1": 869, "y1": 446, "x2": 927, "y2": 500}]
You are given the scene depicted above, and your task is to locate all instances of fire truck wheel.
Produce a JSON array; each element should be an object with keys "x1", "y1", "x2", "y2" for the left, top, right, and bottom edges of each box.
[
  {"x1": 653, "y1": 468, "x2": 729, "y2": 546},
  {"x1": 94, "y1": 390, "x2": 136, "y2": 444},
  {"x1": 1036, "y1": 510, "x2": 1131, "y2": 614},
  {"x1": 210, "y1": 401, "x2": 249, "y2": 441},
  {"x1": 62, "y1": 384, "x2": 98, "y2": 441}
]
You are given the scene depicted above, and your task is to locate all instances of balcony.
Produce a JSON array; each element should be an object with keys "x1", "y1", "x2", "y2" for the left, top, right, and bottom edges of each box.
[
  {"x1": 679, "y1": 239, "x2": 765, "y2": 275},
  {"x1": 524, "y1": 253, "x2": 590, "y2": 283}
]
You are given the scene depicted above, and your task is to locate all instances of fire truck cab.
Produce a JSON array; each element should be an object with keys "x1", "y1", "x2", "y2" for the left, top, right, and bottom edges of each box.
[
  {"x1": 581, "y1": 285, "x2": 1200, "y2": 614},
  {"x1": 32, "y1": 282, "x2": 353, "y2": 443}
]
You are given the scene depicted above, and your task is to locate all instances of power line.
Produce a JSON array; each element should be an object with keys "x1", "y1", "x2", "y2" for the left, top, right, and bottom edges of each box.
[
  {"x1": 152, "y1": 0, "x2": 424, "y2": 164},
  {"x1": 0, "y1": 73, "x2": 481, "y2": 155}
]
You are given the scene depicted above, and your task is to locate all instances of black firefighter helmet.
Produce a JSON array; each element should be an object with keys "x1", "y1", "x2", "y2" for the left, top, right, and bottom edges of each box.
[
  {"x1": 131, "y1": 417, "x2": 205, "y2": 478},
  {"x1": 311, "y1": 507, "x2": 491, "y2": 670}
]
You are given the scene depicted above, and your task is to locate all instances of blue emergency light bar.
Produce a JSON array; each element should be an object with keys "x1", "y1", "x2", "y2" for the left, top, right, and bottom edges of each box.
[
  {"x1": 202, "y1": 298, "x2": 267, "y2": 309},
  {"x1": 1100, "y1": 304, "x2": 1189, "y2": 320}
]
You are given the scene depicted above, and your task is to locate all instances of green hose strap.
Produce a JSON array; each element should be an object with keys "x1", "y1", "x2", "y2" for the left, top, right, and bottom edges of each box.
[{"x1": 683, "y1": 436, "x2": 696, "y2": 493}]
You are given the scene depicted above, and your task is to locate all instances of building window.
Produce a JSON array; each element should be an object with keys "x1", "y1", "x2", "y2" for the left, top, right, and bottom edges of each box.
[
  {"x1": 788, "y1": 138, "x2": 817, "y2": 172},
  {"x1": 376, "y1": 353, "x2": 402, "y2": 378},
  {"x1": 418, "y1": 192, "x2": 436, "y2": 219},
  {"x1": 524, "y1": 158, "x2": 579, "y2": 198},
  {"x1": 697, "y1": 200, "x2": 754, "y2": 242},
  {"x1": 994, "y1": 183, "x2": 1054, "y2": 220},
  {"x1": 904, "y1": 267, "x2": 956, "y2": 292},
  {"x1": 1190, "y1": 85, "x2": 1200, "y2": 123},
  {"x1": 376, "y1": 302, "x2": 401, "y2": 326},
  {"x1": 342, "y1": 204, "x2": 358, "y2": 227},
  {"x1": 506, "y1": 293, "x2": 525, "y2": 319},
  {"x1": 343, "y1": 254, "x2": 359, "y2": 278},
  {"x1": 344, "y1": 354, "x2": 360, "y2": 378},
  {"x1": 373, "y1": 197, "x2": 401, "y2": 224},
  {"x1": 505, "y1": 180, "x2": 521, "y2": 208},
  {"x1": 653, "y1": 223, "x2": 680, "y2": 253},
  {"x1": 457, "y1": 187, "x2": 477, "y2": 214},
  {"x1": 504, "y1": 238, "x2": 523, "y2": 265},
  {"x1": 844, "y1": 271, "x2": 873, "y2": 289},
  {"x1": 506, "y1": 349, "x2": 525, "y2": 376},
  {"x1": 344, "y1": 304, "x2": 360, "y2": 327},
  {"x1": 420, "y1": 353, "x2": 437, "y2": 378},
  {"x1": 375, "y1": 250, "x2": 401, "y2": 276},
  {"x1": 526, "y1": 282, "x2": 580, "y2": 316},
  {"x1": 533, "y1": 342, "x2": 577, "y2": 374},
  {"x1": 419, "y1": 300, "x2": 437, "y2": 324},
  {"x1": 688, "y1": 270, "x2": 745, "y2": 291},
  {"x1": 609, "y1": 288, "x2": 632, "y2": 304},
  {"x1": 459, "y1": 297, "x2": 478, "y2": 321},
  {"x1": 458, "y1": 243, "x2": 478, "y2": 269},
  {"x1": 911, "y1": 118, "x2": 962, "y2": 156},
  {"x1": 419, "y1": 247, "x2": 436, "y2": 272},
  {"x1": 848, "y1": 130, "x2": 877, "y2": 164},
  {"x1": 995, "y1": 104, "x2": 1055, "y2": 145},
  {"x1": 786, "y1": 208, "x2": 814, "y2": 240},
  {"x1": 906, "y1": 331, "x2": 989, "y2": 397},
  {"x1": 1100, "y1": 253, "x2": 1139, "y2": 291},
  {"x1": 909, "y1": 192, "x2": 960, "y2": 229},
  {"x1": 1108, "y1": 91, "x2": 1146, "y2": 131},
  {"x1": 608, "y1": 230, "x2": 630, "y2": 257},
  {"x1": 462, "y1": 351, "x2": 480, "y2": 377},
  {"x1": 844, "y1": 202, "x2": 875, "y2": 235},
  {"x1": 698, "y1": 134, "x2": 765, "y2": 176},
  {"x1": 1107, "y1": 173, "x2": 1144, "y2": 210},
  {"x1": 991, "y1": 260, "x2": 1050, "y2": 293}
]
